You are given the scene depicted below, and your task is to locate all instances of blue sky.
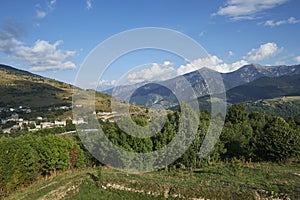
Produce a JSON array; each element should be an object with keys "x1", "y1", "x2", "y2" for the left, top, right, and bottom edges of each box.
[{"x1": 0, "y1": 0, "x2": 300, "y2": 89}]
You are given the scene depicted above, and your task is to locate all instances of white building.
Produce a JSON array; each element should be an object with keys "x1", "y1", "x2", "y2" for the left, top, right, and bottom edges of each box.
[
  {"x1": 72, "y1": 118, "x2": 87, "y2": 125},
  {"x1": 41, "y1": 122, "x2": 54, "y2": 129},
  {"x1": 54, "y1": 120, "x2": 66, "y2": 127},
  {"x1": 37, "y1": 116, "x2": 43, "y2": 120}
]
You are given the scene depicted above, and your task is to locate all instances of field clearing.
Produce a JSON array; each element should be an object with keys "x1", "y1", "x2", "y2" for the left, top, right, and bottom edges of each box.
[{"x1": 7, "y1": 162, "x2": 300, "y2": 200}]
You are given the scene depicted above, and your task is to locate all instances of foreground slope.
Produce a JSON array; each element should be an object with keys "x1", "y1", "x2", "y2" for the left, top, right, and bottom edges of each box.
[{"x1": 7, "y1": 163, "x2": 300, "y2": 200}]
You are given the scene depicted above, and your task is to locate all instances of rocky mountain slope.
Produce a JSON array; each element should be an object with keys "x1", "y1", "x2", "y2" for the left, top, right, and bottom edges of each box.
[{"x1": 106, "y1": 64, "x2": 300, "y2": 107}]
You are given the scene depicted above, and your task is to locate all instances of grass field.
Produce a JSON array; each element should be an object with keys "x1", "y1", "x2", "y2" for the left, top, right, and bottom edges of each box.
[{"x1": 6, "y1": 162, "x2": 300, "y2": 200}]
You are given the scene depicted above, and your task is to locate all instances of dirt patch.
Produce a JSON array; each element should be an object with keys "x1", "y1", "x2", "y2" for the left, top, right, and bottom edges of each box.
[{"x1": 37, "y1": 180, "x2": 82, "y2": 200}]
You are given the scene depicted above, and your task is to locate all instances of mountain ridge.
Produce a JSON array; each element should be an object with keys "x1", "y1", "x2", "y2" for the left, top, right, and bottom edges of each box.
[
  {"x1": 227, "y1": 74, "x2": 300, "y2": 103},
  {"x1": 222, "y1": 64, "x2": 300, "y2": 90},
  {"x1": 0, "y1": 64, "x2": 112, "y2": 111},
  {"x1": 105, "y1": 63, "x2": 300, "y2": 108}
]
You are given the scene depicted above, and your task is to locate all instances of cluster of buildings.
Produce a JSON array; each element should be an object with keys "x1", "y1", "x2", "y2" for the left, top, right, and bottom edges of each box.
[
  {"x1": 0, "y1": 105, "x2": 87, "y2": 134},
  {"x1": 0, "y1": 104, "x2": 129, "y2": 134},
  {"x1": 1, "y1": 116, "x2": 87, "y2": 134}
]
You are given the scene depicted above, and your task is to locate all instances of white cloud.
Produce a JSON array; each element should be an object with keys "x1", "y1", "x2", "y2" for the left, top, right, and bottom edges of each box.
[
  {"x1": 177, "y1": 56, "x2": 222, "y2": 75},
  {"x1": 90, "y1": 79, "x2": 116, "y2": 90},
  {"x1": 49, "y1": 0, "x2": 57, "y2": 7},
  {"x1": 35, "y1": 0, "x2": 57, "y2": 19},
  {"x1": 0, "y1": 24, "x2": 77, "y2": 72},
  {"x1": 86, "y1": 0, "x2": 92, "y2": 10},
  {"x1": 244, "y1": 42, "x2": 282, "y2": 62},
  {"x1": 98, "y1": 79, "x2": 116, "y2": 86},
  {"x1": 263, "y1": 17, "x2": 300, "y2": 27},
  {"x1": 228, "y1": 51, "x2": 234, "y2": 57},
  {"x1": 125, "y1": 61, "x2": 176, "y2": 84},
  {"x1": 214, "y1": 0, "x2": 289, "y2": 20},
  {"x1": 199, "y1": 31, "x2": 205, "y2": 37},
  {"x1": 177, "y1": 55, "x2": 248, "y2": 75},
  {"x1": 12, "y1": 40, "x2": 76, "y2": 72},
  {"x1": 0, "y1": 37, "x2": 21, "y2": 53},
  {"x1": 0, "y1": 19, "x2": 76, "y2": 72},
  {"x1": 294, "y1": 56, "x2": 300, "y2": 63},
  {"x1": 230, "y1": 59, "x2": 249, "y2": 70},
  {"x1": 36, "y1": 10, "x2": 47, "y2": 19}
]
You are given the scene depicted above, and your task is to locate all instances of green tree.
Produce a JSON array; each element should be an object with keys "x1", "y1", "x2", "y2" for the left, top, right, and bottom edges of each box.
[
  {"x1": 65, "y1": 119, "x2": 75, "y2": 131},
  {"x1": 37, "y1": 135, "x2": 70, "y2": 174},
  {"x1": 226, "y1": 104, "x2": 248, "y2": 124},
  {"x1": 221, "y1": 122, "x2": 253, "y2": 159},
  {"x1": 257, "y1": 116, "x2": 300, "y2": 162}
]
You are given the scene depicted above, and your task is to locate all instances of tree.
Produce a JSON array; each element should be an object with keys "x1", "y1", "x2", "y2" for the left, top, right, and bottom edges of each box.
[
  {"x1": 257, "y1": 116, "x2": 300, "y2": 162},
  {"x1": 12, "y1": 143, "x2": 39, "y2": 187},
  {"x1": 29, "y1": 122, "x2": 36, "y2": 129},
  {"x1": 226, "y1": 104, "x2": 248, "y2": 124},
  {"x1": 36, "y1": 135, "x2": 70, "y2": 174},
  {"x1": 221, "y1": 122, "x2": 253, "y2": 160},
  {"x1": 65, "y1": 119, "x2": 75, "y2": 131}
]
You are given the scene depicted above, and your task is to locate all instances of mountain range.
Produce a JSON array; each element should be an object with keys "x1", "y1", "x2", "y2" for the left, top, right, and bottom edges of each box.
[{"x1": 105, "y1": 64, "x2": 300, "y2": 108}]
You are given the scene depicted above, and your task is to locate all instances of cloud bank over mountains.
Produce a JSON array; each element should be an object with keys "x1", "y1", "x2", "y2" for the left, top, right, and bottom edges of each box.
[{"x1": 100, "y1": 42, "x2": 283, "y2": 87}]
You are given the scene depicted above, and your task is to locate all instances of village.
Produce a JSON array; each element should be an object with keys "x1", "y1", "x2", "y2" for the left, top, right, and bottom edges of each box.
[{"x1": 0, "y1": 104, "x2": 119, "y2": 134}]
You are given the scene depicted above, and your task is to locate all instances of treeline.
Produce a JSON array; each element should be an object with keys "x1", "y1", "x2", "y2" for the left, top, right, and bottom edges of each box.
[
  {"x1": 98, "y1": 104, "x2": 300, "y2": 170},
  {"x1": 221, "y1": 104, "x2": 300, "y2": 162},
  {"x1": 0, "y1": 134, "x2": 85, "y2": 197}
]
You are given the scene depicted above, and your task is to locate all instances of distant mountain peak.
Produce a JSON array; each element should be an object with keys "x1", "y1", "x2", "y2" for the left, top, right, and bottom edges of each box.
[
  {"x1": 199, "y1": 66, "x2": 218, "y2": 73},
  {"x1": 252, "y1": 63, "x2": 264, "y2": 69},
  {"x1": 238, "y1": 63, "x2": 263, "y2": 70}
]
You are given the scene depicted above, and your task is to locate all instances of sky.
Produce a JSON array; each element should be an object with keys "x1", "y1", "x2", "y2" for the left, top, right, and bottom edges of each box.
[{"x1": 0, "y1": 0, "x2": 300, "y2": 89}]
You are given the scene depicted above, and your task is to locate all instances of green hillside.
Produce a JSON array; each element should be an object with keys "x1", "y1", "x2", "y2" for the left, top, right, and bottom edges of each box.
[
  {"x1": 0, "y1": 64, "x2": 112, "y2": 111},
  {"x1": 246, "y1": 96, "x2": 300, "y2": 118},
  {"x1": 0, "y1": 64, "x2": 74, "y2": 108},
  {"x1": 227, "y1": 74, "x2": 300, "y2": 103}
]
